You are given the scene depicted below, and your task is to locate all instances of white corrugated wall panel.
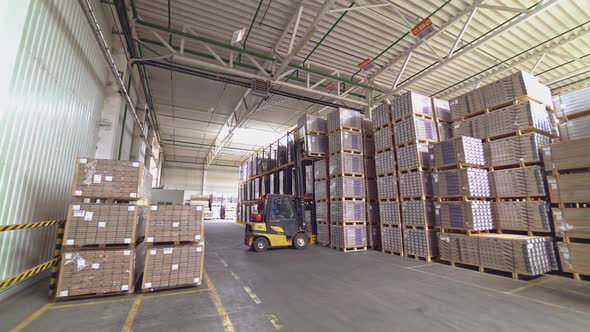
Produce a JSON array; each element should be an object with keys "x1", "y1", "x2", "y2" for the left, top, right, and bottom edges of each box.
[
  {"x1": 161, "y1": 164, "x2": 205, "y2": 192},
  {"x1": 205, "y1": 166, "x2": 238, "y2": 196},
  {"x1": 0, "y1": 0, "x2": 111, "y2": 283}
]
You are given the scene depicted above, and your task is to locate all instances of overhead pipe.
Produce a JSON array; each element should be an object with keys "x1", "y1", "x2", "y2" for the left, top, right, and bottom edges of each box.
[
  {"x1": 78, "y1": 0, "x2": 156, "y2": 159},
  {"x1": 141, "y1": 60, "x2": 364, "y2": 112}
]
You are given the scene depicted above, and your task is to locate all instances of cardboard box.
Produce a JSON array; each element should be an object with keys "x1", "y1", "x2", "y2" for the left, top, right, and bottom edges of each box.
[
  {"x1": 142, "y1": 205, "x2": 204, "y2": 244},
  {"x1": 137, "y1": 242, "x2": 205, "y2": 291},
  {"x1": 56, "y1": 249, "x2": 134, "y2": 298},
  {"x1": 63, "y1": 203, "x2": 142, "y2": 247},
  {"x1": 71, "y1": 158, "x2": 152, "y2": 202}
]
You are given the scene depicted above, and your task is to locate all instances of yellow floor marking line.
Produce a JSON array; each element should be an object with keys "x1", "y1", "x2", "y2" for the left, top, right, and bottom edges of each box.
[
  {"x1": 52, "y1": 297, "x2": 133, "y2": 309},
  {"x1": 506, "y1": 276, "x2": 560, "y2": 294},
  {"x1": 243, "y1": 286, "x2": 262, "y2": 304},
  {"x1": 205, "y1": 271, "x2": 235, "y2": 332},
  {"x1": 267, "y1": 314, "x2": 283, "y2": 330},
  {"x1": 11, "y1": 300, "x2": 55, "y2": 332},
  {"x1": 121, "y1": 295, "x2": 143, "y2": 332},
  {"x1": 144, "y1": 288, "x2": 210, "y2": 299}
]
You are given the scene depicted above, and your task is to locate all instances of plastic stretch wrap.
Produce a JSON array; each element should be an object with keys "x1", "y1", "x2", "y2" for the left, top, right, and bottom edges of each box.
[
  {"x1": 542, "y1": 137, "x2": 590, "y2": 171},
  {"x1": 377, "y1": 175, "x2": 398, "y2": 199},
  {"x1": 397, "y1": 143, "x2": 430, "y2": 171},
  {"x1": 366, "y1": 202, "x2": 380, "y2": 224},
  {"x1": 63, "y1": 203, "x2": 141, "y2": 247},
  {"x1": 364, "y1": 158, "x2": 377, "y2": 180},
  {"x1": 433, "y1": 168, "x2": 491, "y2": 198},
  {"x1": 317, "y1": 222, "x2": 330, "y2": 245},
  {"x1": 449, "y1": 71, "x2": 552, "y2": 121},
  {"x1": 547, "y1": 173, "x2": 590, "y2": 204},
  {"x1": 329, "y1": 153, "x2": 364, "y2": 176},
  {"x1": 403, "y1": 228, "x2": 439, "y2": 257},
  {"x1": 393, "y1": 117, "x2": 438, "y2": 146},
  {"x1": 327, "y1": 108, "x2": 363, "y2": 132},
  {"x1": 366, "y1": 179, "x2": 378, "y2": 201},
  {"x1": 401, "y1": 200, "x2": 435, "y2": 227},
  {"x1": 56, "y1": 249, "x2": 134, "y2": 298},
  {"x1": 139, "y1": 243, "x2": 204, "y2": 291},
  {"x1": 329, "y1": 130, "x2": 363, "y2": 153},
  {"x1": 314, "y1": 159, "x2": 328, "y2": 181},
  {"x1": 433, "y1": 98, "x2": 452, "y2": 123},
  {"x1": 553, "y1": 86, "x2": 590, "y2": 119},
  {"x1": 314, "y1": 180, "x2": 329, "y2": 201},
  {"x1": 366, "y1": 223, "x2": 381, "y2": 249},
  {"x1": 363, "y1": 136, "x2": 376, "y2": 157},
  {"x1": 488, "y1": 133, "x2": 551, "y2": 166},
  {"x1": 374, "y1": 126, "x2": 393, "y2": 152},
  {"x1": 316, "y1": 201, "x2": 329, "y2": 222},
  {"x1": 399, "y1": 171, "x2": 432, "y2": 198},
  {"x1": 305, "y1": 134, "x2": 328, "y2": 155},
  {"x1": 430, "y1": 136, "x2": 486, "y2": 168},
  {"x1": 391, "y1": 91, "x2": 433, "y2": 121},
  {"x1": 330, "y1": 224, "x2": 367, "y2": 248},
  {"x1": 559, "y1": 117, "x2": 590, "y2": 141},
  {"x1": 486, "y1": 102, "x2": 552, "y2": 138},
  {"x1": 492, "y1": 201, "x2": 551, "y2": 232},
  {"x1": 372, "y1": 103, "x2": 391, "y2": 129},
  {"x1": 438, "y1": 123, "x2": 453, "y2": 141},
  {"x1": 298, "y1": 113, "x2": 328, "y2": 133},
  {"x1": 490, "y1": 166, "x2": 546, "y2": 197},
  {"x1": 379, "y1": 200, "x2": 400, "y2": 226},
  {"x1": 330, "y1": 200, "x2": 366, "y2": 223},
  {"x1": 375, "y1": 150, "x2": 396, "y2": 175},
  {"x1": 435, "y1": 201, "x2": 494, "y2": 231},
  {"x1": 142, "y1": 206, "x2": 204, "y2": 244},
  {"x1": 552, "y1": 208, "x2": 590, "y2": 238},
  {"x1": 72, "y1": 158, "x2": 152, "y2": 202},
  {"x1": 382, "y1": 226, "x2": 403, "y2": 252},
  {"x1": 558, "y1": 242, "x2": 590, "y2": 275},
  {"x1": 330, "y1": 176, "x2": 365, "y2": 199}
]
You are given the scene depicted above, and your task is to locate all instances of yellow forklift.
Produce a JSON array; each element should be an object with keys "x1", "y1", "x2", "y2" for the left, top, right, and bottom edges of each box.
[{"x1": 245, "y1": 194, "x2": 309, "y2": 251}]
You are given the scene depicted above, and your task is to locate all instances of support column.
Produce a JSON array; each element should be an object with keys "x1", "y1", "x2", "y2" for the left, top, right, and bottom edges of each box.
[{"x1": 95, "y1": 36, "x2": 129, "y2": 159}]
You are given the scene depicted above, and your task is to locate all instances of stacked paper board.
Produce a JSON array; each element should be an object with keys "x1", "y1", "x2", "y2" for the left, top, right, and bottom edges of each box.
[{"x1": 435, "y1": 201, "x2": 494, "y2": 231}]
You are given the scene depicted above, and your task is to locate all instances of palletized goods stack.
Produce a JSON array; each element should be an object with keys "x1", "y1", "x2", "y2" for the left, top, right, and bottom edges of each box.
[
  {"x1": 363, "y1": 119, "x2": 380, "y2": 249},
  {"x1": 448, "y1": 71, "x2": 555, "y2": 234},
  {"x1": 431, "y1": 136, "x2": 493, "y2": 242},
  {"x1": 136, "y1": 205, "x2": 205, "y2": 292},
  {"x1": 393, "y1": 92, "x2": 439, "y2": 260},
  {"x1": 57, "y1": 158, "x2": 152, "y2": 299},
  {"x1": 314, "y1": 159, "x2": 330, "y2": 246},
  {"x1": 544, "y1": 137, "x2": 590, "y2": 280},
  {"x1": 297, "y1": 113, "x2": 329, "y2": 157},
  {"x1": 438, "y1": 233, "x2": 557, "y2": 279},
  {"x1": 372, "y1": 103, "x2": 402, "y2": 254},
  {"x1": 327, "y1": 108, "x2": 367, "y2": 252}
]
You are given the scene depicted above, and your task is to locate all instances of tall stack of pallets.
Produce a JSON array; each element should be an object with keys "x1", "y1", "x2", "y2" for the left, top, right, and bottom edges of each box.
[
  {"x1": 327, "y1": 108, "x2": 367, "y2": 252},
  {"x1": 435, "y1": 71, "x2": 557, "y2": 279},
  {"x1": 544, "y1": 137, "x2": 590, "y2": 280},
  {"x1": 56, "y1": 158, "x2": 152, "y2": 299},
  {"x1": 136, "y1": 205, "x2": 205, "y2": 292},
  {"x1": 373, "y1": 103, "x2": 402, "y2": 255},
  {"x1": 314, "y1": 158, "x2": 330, "y2": 246},
  {"x1": 363, "y1": 118, "x2": 380, "y2": 250},
  {"x1": 393, "y1": 92, "x2": 439, "y2": 261}
]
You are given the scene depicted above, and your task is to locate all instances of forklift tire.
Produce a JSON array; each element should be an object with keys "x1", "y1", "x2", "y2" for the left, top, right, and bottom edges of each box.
[
  {"x1": 293, "y1": 233, "x2": 308, "y2": 250},
  {"x1": 253, "y1": 237, "x2": 269, "y2": 252}
]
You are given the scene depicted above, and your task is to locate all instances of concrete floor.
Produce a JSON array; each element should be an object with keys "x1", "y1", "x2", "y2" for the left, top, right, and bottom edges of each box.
[{"x1": 3, "y1": 221, "x2": 590, "y2": 331}]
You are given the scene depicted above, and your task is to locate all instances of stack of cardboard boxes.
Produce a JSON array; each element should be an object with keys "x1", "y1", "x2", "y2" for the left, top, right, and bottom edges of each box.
[{"x1": 57, "y1": 158, "x2": 152, "y2": 298}]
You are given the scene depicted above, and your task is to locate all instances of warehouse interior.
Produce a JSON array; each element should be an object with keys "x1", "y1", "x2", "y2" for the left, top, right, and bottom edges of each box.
[{"x1": 2, "y1": 0, "x2": 590, "y2": 331}]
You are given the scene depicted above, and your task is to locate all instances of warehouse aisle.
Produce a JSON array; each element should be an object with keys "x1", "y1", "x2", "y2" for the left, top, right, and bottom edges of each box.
[
  {"x1": 206, "y1": 222, "x2": 590, "y2": 332},
  {"x1": 3, "y1": 221, "x2": 590, "y2": 331}
]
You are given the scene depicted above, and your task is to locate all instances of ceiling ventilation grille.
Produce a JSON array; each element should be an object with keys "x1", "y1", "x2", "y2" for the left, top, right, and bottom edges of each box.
[{"x1": 251, "y1": 79, "x2": 270, "y2": 98}]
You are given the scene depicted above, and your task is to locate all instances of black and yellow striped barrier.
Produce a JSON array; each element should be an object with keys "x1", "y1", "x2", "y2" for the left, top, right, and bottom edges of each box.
[
  {"x1": 0, "y1": 220, "x2": 65, "y2": 294},
  {"x1": 0, "y1": 219, "x2": 65, "y2": 232},
  {"x1": 0, "y1": 258, "x2": 60, "y2": 290}
]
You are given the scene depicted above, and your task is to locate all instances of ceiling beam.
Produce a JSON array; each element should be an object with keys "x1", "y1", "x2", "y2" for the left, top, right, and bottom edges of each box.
[{"x1": 377, "y1": 0, "x2": 562, "y2": 102}]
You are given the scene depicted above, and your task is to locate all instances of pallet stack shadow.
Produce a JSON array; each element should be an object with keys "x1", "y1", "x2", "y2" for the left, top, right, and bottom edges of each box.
[
  {"x1": 545, "y1": 137, "x2": 590, "y2": 280},
  {"x1": 315, "y1": 158, "x2": 330, "y2": 246},
  {"x1": 363, "y1": 118, "x2": 380, "y2": 250},
  {"x1": 135, "y1": 205, "x2": 205, "y2": 291},
  {"x1": 56, "y1": 158, "x2": 152, "y2": 299},
  {"x1": 327, "y1": 108, "x2": 367, "y2": 252},
  {"x1": 436, "y1": 71, "x2": 557, "y2": 279}
]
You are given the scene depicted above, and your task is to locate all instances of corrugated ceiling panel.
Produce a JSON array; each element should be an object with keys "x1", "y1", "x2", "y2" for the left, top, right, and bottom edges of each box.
[{"x1": 0, "y1": 0, "x2": 110, "y2": 282}]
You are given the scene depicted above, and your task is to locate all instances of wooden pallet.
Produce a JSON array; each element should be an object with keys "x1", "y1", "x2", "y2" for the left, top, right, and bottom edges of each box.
[
  {"x1": 393, "y1": 112, "x2": 434, "y2": 123},
  {"x1": 330, "y1": 197, "x2": 366, "y2": 201},
  {"x1": 330, "y1": 173, "x2": 364, "y2": 178},
  {"x1": 307, "y1": 152, "x2": 328, "y2": 158},
  {"x1": 398, "y1": 167, "x2": 430, "y2": 173},
  {"x1": 329, "y1": 127, "x2": 362, "y2": 134},
  {"x1": 436, "y1": 196, "x2": 491, "y2": 202},
  {"x1": 435, "y1": 163, "x2": 488, "y2": 171},
  {"x1": 329, "y1": 149, "x2": 363, "y2": 156},
  {"x1": 378, "y1": 197, "x2": 399, "y2": 202},
  {"x1": 141, "y1": 283, "x2": 203, "y2": 293},
  {"x1": 400, "y1": 196, "x2": 433, "y2": 201},
  {"x1": 438, "y1": 260, "x2": 542, "y2": 280},
  {"x1": 439, "y1": 227, "x2": 491, "y2": 235},
  {"x1": 331, "y1": 245, "x2": 367, "y2": 252},
  {"x1": 403, "y1": 224, "x2": 437, "y2": 230},
  {"x1": 62, "y1": 242, "x2": 137, "y2": 249},
  {"x1": 395, "y1": 139, "x2": 438, "y2": 148},
  {"x1": 405, "y1": 253, "x2": 434, "y2": 262},
  {"x1": 490, "y1": 161, "x2": 543, "y2": 171},
  {"x1": 382, "y1": 249, "x2": 404, "y2": 256},
  {"x1": 145, "y1": 240, "x2": 202, "y2": 246},
  {"x1": 485, "y1": 128, "x2": 554, "y2": 142},
  {"x1": 56, "y1": 289, "x2": 134, "y2": 301},
  {"x1": 495, "y1": 228, "x2": 552, "y2": 237},
  {"x1": 72, "y1": 197, "x2": 141, "y2": 204}
]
